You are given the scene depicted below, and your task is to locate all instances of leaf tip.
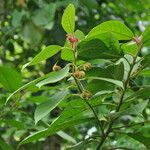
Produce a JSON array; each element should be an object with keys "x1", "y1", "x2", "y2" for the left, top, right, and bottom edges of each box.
[{"x1": 22, "y1": 62, "x2": 30, "y2": 71}]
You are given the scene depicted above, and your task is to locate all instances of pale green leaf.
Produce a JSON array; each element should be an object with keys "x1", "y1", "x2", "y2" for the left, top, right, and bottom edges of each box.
[
  {"x1": 87, "y1": 20, "x2": 134, "y2": 40},
  {"x1": 121, "y1": 41, "x2": 138, "y2": 56},
  {"x1": 22, "y1": 45, "x2": 61, "y2": 70},
  {"x1": 61, "y1": 4, "x2": 75, "y2": 33},
  {"x1": 74, "y1": 29, "x2": 85, "y2": 40},
  {"x1": 19, "y1": 118, "x2": 92, "y2": 145},
  {"x1": 61, "y1": 47, "x2": 74, "y2": 61},
  {"x1": 36, "y1": 65, "x2": 70, "y2": 88}
]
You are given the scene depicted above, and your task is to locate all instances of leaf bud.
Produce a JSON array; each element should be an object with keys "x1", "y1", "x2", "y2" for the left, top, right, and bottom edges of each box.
[{"x1": 73, "y1": 70, "x2": 85, "y2": 79}]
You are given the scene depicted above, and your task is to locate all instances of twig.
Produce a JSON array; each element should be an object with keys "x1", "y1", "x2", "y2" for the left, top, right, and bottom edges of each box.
[
  {"x1": 73, "y1": 75, "x2": 105, "y2": 137},
  {"x1": 96, "y1": 43, "x2": 142, "y2": 150}
]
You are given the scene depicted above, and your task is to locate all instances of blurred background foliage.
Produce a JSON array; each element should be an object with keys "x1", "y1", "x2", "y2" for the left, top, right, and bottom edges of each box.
[{"x1": 0, "y1": 0, "x2": 150, "y2": 149}]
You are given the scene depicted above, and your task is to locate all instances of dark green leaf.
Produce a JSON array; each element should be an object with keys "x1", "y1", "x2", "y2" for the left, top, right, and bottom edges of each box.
[
  {"x1": 126, "y1": 87, "x2": 150, "y2": 100},
  {"x1": 128, "y1": 133, "x2": 150, "y2": 149},
  {"x1": 85, "y1": 32, "x2": 121, "y2": 54},
  {"x1": 111, "y1": 100, "x2": 149, "y2": 119},
  {"x1": 0, "y1": 138, "x2": 14, "y2": 150},
  {"x1": 34, "y1": 90, "x2": 69, "y2": 124},
  {"x1": 78, "y1": 39, "x2": 121, "y2": 60},
  {"x1": 88, "y1": 77, "x2": 124, "y2": 89},
  {"x1": 19, "y1": 94, "x2": 108, "y2": 145},
  {"x1": 6, "y1": 71, "x2": 57, "y2": 103},
  {"x1": 142, "y1": 24, "x2": 150, "y2": 46},
  {"x1": 0, "y1": 65, "x2": 22, "y2": 92}
]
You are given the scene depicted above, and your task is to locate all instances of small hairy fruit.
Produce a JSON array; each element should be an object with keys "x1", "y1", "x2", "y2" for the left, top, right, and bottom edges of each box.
[
  {"x1": 80, "y1": 90, "x2": 93, "y2": 100},
  {"x1": 74, "y1": 70, "x2": 85, "y2": 79},
  {"x1": 67, "y1": 34, "x2": 79, "y2": 43},
  {"x1": 52, "y1": 64, "x2": 62, "y2": 72},
  {"x1": 83, "y1": 62, "x2": 92, "y2": 70}
]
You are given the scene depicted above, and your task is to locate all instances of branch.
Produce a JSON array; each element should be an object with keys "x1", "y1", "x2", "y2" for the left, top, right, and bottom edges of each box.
[
  {"x1": 96, "y1": 43, "x2": 142, "y2": 150},
  {"x1": 72, "y1": 75, "x2": 105, "y2": 137}
]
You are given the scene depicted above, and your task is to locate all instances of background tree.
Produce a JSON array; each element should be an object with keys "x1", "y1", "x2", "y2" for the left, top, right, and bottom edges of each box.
[{"x1": 0, "y1": 0, "x2": 150, "y2": 150}]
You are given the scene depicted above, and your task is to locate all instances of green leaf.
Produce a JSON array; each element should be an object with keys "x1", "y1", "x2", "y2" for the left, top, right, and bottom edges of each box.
[
  {"x1": 19, "y1": 118, "x2": 92, "y2": 145},
  {"x1": 0, "y1": 119, "x2": 25, "y2": 129},
  {"x1": 0, "y1": 65, "x2": 22, "y2": 92},
  {"x1": 61, "y1": 47, "x2": 74, "y2": 61},
  {"x1": 0, "y1": 138, "x2": 14, "y2": 150},
  {"x1": 74, "y1": 30, "x2": 85, "y2": 40},
  {"x1": 19, "y1": 94, "x2": 108, "y2": 145},
  {"x1": 110, "y1": 100, "x2": 149, "y2": 119},
  {"x1": 88, "y1": 77, "x2": 124, "y2": 89},
  {"x1": 121, "y1": 41, "x2": 138, "y2": 56},
  {"x1": 142, "y1": 54, "x2": 150, "y2": 67},
  {"x1": 142, "y1": 24, "x2": 150, "y2": 46},
  {"x1": 36, "y1": 65, "x2": 70, "y2": 88},
  {"x1": 61, "y1": 4, "x2": 75, "y2": 33},
  {"x1": 126, "y1": 87, "x2": 150, "y2": 100},
  {"x1": 81, "y1": 0, "x2": 98, "y2": 9},
  {"x1": 22, "y1": 45, "x2": 61, "y2": 69},
  {"x1": 86, "y1": 63, "x2": 124, "y2": 81},
  {"x1": 78, "y1": 39, "x2": 121, "y2": 60},
  {"x1": 139, "y1": 69, "x2": 150, "y2": 77},
  {"x1": 128, "y1": 133, "x2": 150, "y2": 149},
  {"x1": 87, "y1": 20, "x2": 134, "y2": 40},
  {"x1": 6, "y1": 71, "x2": 56, "y2": 104},
  {"x1": 85, "y1": 32, "x2": 120, "y2": 51},
  {"x1": 34, "y1": 90, "x2": 69, "y2": 124}
]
